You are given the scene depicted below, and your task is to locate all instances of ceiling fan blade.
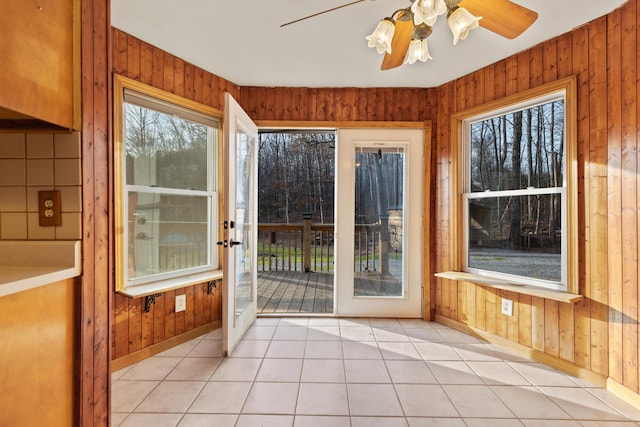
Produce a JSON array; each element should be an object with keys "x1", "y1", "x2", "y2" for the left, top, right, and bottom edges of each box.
[
  {"x1": 459, "y1": 0, "x2": 538, "y2": 39},
  {"x1": 380, "y1": 14, "x2": 413, "y2": 71},
  {"x1": 281, "y1": 0, "x2": 366, "y2": 27}
]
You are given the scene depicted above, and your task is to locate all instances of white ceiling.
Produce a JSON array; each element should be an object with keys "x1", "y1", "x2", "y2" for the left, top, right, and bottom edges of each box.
[{"x1": 111, "y1": 0, "x2": 626, "y2": 88}]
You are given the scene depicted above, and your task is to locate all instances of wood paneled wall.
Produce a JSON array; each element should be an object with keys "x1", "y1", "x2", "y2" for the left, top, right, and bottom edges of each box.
[
  {"x1": 79, "y1": 0, "x2": 110, "y2": 424},
  {"x1": 112, "y1": 28, "x2": 240, "y2": 110},
  {"x1": 433, "y1": 0, "x2": 639, "y2": 395},
  {"x1": 112, "y1": 286, "x2": 221, "y2": 360},
  {"x1": 240, "y1": 86, "x2": 437, "y2": 123},
  {"x1": 109, "y1": 29, "x2": 234, "y2": 362}
]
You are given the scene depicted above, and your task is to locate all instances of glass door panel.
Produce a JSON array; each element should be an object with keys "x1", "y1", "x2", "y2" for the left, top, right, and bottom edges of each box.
[{"x1": 353, "y1": 147, "x2": 406, "y2": 298}]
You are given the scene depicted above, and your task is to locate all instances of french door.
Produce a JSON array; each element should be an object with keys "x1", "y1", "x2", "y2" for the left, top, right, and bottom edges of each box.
[
  {"x1": 335, "y1": 128, "x2": 423, "y2": 317},
  {"x1": 222, "y1": 93, "x2": 258, "y2": 355}
]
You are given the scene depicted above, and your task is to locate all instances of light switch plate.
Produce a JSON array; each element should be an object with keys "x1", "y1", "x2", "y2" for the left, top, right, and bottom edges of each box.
[{"x1": 175, "y1": 294, "x2": 186, "y2": 312}]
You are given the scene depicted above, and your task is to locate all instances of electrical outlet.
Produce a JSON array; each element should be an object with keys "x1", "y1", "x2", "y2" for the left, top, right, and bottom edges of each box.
[
  {"x1": 501, "y1": 298, "x2": 513, "y2": 316},
  {"x1": 175, "y1": 294, "x2": 186, "y2": 312},
  {"x1": 38, "y1": 190, "x2": 62, "y2": 226}
]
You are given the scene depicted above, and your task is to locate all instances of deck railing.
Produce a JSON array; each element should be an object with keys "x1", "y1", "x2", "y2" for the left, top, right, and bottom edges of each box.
[{"x1": 257, "y1": 215, "x2": 389, "y2": 273}]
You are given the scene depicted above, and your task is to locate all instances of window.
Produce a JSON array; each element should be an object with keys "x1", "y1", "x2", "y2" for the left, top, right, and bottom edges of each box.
[
  {"x1": 114, "y1": 76, "x2": 222, "y2": 292},
  {"x1": 456, "y1": 78, "x2": 577, "y2": 293}
]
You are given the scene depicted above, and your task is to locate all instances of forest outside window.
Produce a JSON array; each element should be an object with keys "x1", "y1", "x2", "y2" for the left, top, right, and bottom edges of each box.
[
  {"x1": 114, "y1": 76, "x2": 221, "y2": 292},
  {"x1": 459, "y1": 78, "x2": 577, "y2": 292}
]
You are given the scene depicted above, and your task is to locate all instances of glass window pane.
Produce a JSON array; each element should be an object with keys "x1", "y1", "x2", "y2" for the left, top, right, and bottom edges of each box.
[
  {"x1": 353, "y1": 148, "x2": 405, "y2": 297},
  {"x1": 127, "y1": 192, "x2": 210, "y2": 280},
  {"x1": 124, "y1": 103, "x2": 210, "y2": 191},
  {"x1": 469, "y1": 100, "x2": 565, "y2": 192},
  {"x1": 468, "y1": 194, "x2": 562, "y2": 282}
]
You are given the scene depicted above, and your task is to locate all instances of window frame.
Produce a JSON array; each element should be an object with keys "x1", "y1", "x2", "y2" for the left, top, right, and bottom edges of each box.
[
  {"x1": 450, "y1": 77, "x2": 578, "y2": 294},
  {"x1": 114, "y1": 75, "x2": 224, "y2": 294}
]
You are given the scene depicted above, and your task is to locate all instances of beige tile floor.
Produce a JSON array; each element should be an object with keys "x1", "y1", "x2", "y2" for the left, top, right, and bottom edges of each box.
[{"x1": 112, "y1": 318, "x2": 640, "y2": 427}]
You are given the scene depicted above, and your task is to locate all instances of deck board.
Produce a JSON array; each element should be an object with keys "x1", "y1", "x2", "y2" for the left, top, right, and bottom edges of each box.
[{"x1": 257, "y1": 270, "x2": 400, "y2": 314}]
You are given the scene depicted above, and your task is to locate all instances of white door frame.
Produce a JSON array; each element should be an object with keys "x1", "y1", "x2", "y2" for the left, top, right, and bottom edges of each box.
[{"x1": 335, "y1": 128, "x2": 424, "y2": 317}]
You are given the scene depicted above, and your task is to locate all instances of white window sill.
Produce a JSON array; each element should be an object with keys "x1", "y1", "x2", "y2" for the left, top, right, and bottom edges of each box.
[
  {"x1": 118, "y1": 269, "x2": 223, "y2": 298},
  {"x1": 434, "y1": 271, "x2": 582, "y2": 304}
]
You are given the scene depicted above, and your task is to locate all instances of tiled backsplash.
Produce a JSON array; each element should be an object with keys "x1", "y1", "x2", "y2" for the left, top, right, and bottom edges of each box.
[{"x1": 0, "y1": 132, "x2": 82, "y2": 240}]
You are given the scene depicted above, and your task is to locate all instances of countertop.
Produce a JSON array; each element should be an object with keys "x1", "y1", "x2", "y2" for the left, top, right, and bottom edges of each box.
[{"x1": 0, "y1": 241, "x2": 81, "y2": 297}]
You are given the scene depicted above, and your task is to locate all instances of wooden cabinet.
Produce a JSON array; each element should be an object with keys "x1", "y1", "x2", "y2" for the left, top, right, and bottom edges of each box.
[
  {"x1": 0, "y1": 0, "x2": 79, "y2": 129},
  {"x1": 0, "y1": 278, "x2": 76, "y2": 427}
]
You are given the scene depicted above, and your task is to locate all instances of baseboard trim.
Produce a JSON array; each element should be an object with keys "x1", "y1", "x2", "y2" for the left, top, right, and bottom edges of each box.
[
  {"x1": 607, "y1": 378, "x2": 640, "y2": 409},
  {"x1": 111, "y1": 321, "x2": 221, "y2": 372},
  {"x1": 434, "y1": 315, "x2": 607, "y2": 388}
]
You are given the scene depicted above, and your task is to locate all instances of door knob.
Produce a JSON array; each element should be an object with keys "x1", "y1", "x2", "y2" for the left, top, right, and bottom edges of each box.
[{"x1": 229, "y1": 239, "x2": 243, "y2": 247}]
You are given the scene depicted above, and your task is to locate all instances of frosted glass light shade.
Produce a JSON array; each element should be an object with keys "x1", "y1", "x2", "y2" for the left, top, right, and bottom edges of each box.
[
  {"x1": 404, "y1": 39, "x2": 432, "y2": 64},
  {"x1": 411, "y1": 0, "x2": 447, "y2": 26},
  {"x1": 366, "y1": 18, "x2": 396, "y2": 54},
  {"x1": 447, "y1": 7, "x2": 481, "y2": 45}
]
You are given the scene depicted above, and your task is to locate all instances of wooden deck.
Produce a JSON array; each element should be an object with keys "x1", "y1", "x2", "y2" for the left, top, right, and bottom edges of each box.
[
  {"x1": 257, "y1": 270, "x2": 402, "y2": 314},
  {"x1": 258, "y1": 270, "x2": 334, "y2": 314}
]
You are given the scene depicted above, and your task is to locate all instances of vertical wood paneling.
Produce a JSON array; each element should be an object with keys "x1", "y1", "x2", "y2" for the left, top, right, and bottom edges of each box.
[
  {"x1": 192, "y1": 67, "x2": 203, "y2": 103},
  {"x1": 518, "y1": 294, "x2": 532, "y2": 347},
  {"x1": 505, "y1": 56, "x2": 518, "y2": 96},
  {"x1": 588, "y1": 17, "x2": 609, "y2": 376},
  {"x1": 495, "y1": 290, "x2": 508, "y2": 339},
  {"x1": 542, "y1": 39, "x2": 558, "y2": 84},
  {"x1": 572, "y1": 23, "x2": 592, "y2": 369},
  {"x1": 620, "y1": 0, "x2": 639, "y2": 394},
  {"x1": 202, "y1": 71, "x2": 211, "y2": 106},
  {"x1": 141, "y1": 304, "x2": 154, "y2": 348},
  {"x1": 113, "y1": 293, "x2": 129, "y2": 359},
  {"x1": 164, "y1": 289, "x2": 176, "y2": 338},
  {"x1": 140, "y1": 41, "x2": 153, "y2": 86},
  {"x1": 484, "y1": 63, "x2": 496, "y2": 103},
  {"x1": 516, "y1": 51, "x2": 530, "y2": 93},
  {"x1": 128, "y1": 298, "x2": 142, "y2": 353},
  {"x1": 126, "y1": 35, "x2": 140, "y2": 81},
  {"x1": 185, "y1": 287, "x2": 195, "y2": 330},
  {"x1": 163, "y1": 52, "x2": 175, "y2": 94},
  {"x1": 507, "y1": 291, "x2": 518, "y2": 342},
  {"x1": 529, "y1": 44, "x2": 543, "y2": 88},
  {"x1": 174, "y1": 58, "x2": 185, "y2": 97},
  {"x1": 110, "y1": 30, "x2": 232, "y2": 362},
  {"x1": 544, "y1": 300, "x2": 560, "y2": 357},
  {"x1": 112, "y1": 30, "x2": 127, "y2": 75},
  {"x1": 432, "y1": 1, "x2": 640, "y2": 400},
  {"x1": 559, "y1": 303, "x2": 575, "y2": 362},
  {"x1": 152, "y1": 47, "x2": 164, "y2": 90},
  {"x1": 557, "y1": 33, "x2": 573, "y2": 79},
  {"x1": 531, "y1": 296, "x2": 545, "y2": 351},
  {"x1": 80, "y1": 1, "x2": 111, "y2": 423},
  {"x1": 184, "y1": 63, "x2": 194, "y2": 101},
  {"x1": 153, "y1": 293, "x2": 165, "y2": 344},
  {"x1": 608, "y1": 7, "x2": 624, "y2": 385}
]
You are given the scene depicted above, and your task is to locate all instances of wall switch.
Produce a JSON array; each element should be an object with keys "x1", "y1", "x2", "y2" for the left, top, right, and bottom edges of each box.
[
  {"x1": 175, "y1": 294, "x2": 186, "y2": 312},
  {"x1": 38, "y1": 190, "x2": 62, "y2": 226},
  {"x1": 501, "y1": 298, "x2": 513, "y2": 316}
]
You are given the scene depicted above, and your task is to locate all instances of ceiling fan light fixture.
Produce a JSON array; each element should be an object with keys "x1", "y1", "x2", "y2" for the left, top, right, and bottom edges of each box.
[
  {"x1": 366, "y1": 17, "x2": 396, "y2": 54},
  {"x1": 447, "y1": 7, "x2": 481, "y2": 45},
  {"x1": 405, "y1": 38, "x2": 433, "y2": 64},
  {"x1": 411, "y1": 0, "x2": 447, "y2": 26}
]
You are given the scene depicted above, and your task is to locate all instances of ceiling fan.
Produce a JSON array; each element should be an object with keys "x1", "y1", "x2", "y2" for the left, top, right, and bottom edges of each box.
[{"x1": 281, "y1": 0, "x2": 538, "y2": 70}]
